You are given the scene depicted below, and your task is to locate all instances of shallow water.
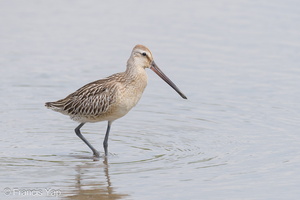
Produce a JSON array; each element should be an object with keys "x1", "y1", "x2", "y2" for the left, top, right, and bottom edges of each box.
[{"x1": 1, "y1": 0, "x2": 300, "y2": 199}]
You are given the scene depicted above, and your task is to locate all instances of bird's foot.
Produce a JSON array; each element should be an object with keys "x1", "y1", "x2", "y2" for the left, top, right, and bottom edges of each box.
[{"x1": 93, "y1": 150, "x2": 100, "y2": 159}]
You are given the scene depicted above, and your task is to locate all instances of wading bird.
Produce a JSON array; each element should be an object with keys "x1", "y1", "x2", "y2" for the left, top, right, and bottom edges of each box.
[{"x1": 45, "y1": 45, "x2": 187, "y2": 158}]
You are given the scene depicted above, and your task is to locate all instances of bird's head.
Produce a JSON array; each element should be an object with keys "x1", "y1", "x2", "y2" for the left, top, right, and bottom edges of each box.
[
  {"x1": 130, "y1": 44, "x2": 154, "y2": 69},
  {"x1": 128, "y1": 44, "x2": 187, "y2": 99}
]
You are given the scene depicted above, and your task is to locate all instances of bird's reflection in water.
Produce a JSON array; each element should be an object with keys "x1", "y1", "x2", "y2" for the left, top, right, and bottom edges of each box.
[{"x1": 65, "y1": 157, "x2": 129, "y2": 200}]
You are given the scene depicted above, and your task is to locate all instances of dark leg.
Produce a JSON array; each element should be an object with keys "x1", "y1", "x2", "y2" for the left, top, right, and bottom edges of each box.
[
  {"x1": 103, "y1": 121, "x2": 112, "y2": 156},
  {"x1": 75, "y1": 123, "x2": 100, "y2": 158}
]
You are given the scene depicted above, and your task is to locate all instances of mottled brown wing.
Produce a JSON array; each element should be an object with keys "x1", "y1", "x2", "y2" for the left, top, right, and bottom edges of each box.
[{"x1": 48, "y1": 77, "x2": 119, "y2": 116}]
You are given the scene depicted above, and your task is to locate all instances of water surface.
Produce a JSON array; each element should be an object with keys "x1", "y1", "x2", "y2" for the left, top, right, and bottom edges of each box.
[{"x1": 1, "y1": 0, "x2": 300, "y2": 199}]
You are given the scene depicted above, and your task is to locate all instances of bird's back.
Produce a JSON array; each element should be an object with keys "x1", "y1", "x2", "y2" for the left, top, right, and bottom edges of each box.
[
  {"x1": 45, "y1": 70, "x2": 147, "y2": 123},
  {"x1": 45, "y1": 73, "x2": 122, "y2": 122}
]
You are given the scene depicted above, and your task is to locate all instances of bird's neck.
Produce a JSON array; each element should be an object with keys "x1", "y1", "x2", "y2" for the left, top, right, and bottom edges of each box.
[{"x1": 125, "y1": 59, "x2": 146, "y2": 79}]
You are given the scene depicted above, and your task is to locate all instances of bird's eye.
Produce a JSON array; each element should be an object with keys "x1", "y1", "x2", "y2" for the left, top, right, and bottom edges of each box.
[{"x1": 142, "y1": 52, "x2": 147, "y2": 56}]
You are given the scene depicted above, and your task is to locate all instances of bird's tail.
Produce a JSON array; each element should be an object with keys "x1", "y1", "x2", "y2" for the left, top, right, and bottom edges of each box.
[
  {"x1": 45, "y1": 102, "x2": 53, "y2": 108},
  {"x1": 45, "y1": 101, "x2": 65, "y2": 112}
]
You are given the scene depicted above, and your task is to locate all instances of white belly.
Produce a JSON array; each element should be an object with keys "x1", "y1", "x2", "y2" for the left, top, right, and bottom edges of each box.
[{"x1": 114, "y1": 76, "x2": 148, "y2": 118}]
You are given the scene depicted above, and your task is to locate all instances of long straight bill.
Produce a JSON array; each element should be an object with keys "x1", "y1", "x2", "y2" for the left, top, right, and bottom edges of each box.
[{"x1": 150, "y1": 61, "x2": 187, "y2": 99}]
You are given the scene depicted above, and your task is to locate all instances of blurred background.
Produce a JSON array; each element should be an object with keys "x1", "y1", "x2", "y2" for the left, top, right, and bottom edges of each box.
[{"x1": 0, "y1": 0, "x2": 300, "y2": 199}]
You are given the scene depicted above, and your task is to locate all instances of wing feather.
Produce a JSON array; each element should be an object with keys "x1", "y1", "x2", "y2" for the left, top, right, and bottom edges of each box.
[{"x1": 45, "y1": 73, "x2": 123, "y2": 117}]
